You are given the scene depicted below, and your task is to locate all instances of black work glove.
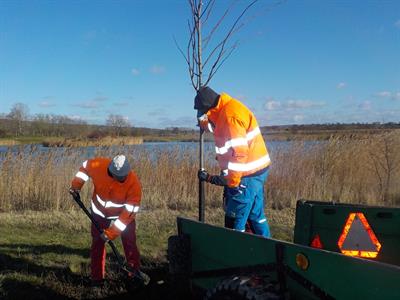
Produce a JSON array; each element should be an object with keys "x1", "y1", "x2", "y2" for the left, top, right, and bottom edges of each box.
[
  {"x1": 198, "y1": 169, "x2": 212, "y2": 182},
  {"x1": 209, "y1": 175, "x2": 227, "y2": 186},
  {"x1": 198, "y1": 169, "x2": 227, "y2": 186},
  {"x1": 100, "y1": 232, "x2": 109, "y2": 243},
  {"x1": 69, "y1": 188, "x2": 80, "y2": 198}
]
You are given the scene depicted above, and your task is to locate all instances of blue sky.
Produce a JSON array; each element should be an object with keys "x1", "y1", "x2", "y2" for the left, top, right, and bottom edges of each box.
[{"x1": 0, "y1": 0, "x2": 399, "y2": 128}]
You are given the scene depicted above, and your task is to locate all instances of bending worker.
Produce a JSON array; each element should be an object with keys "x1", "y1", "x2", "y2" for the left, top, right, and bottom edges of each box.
[
  {"x1": 195, "y1": 86, "x2": 272, "y2": 237},
  {"x1": 69, "y1": 154, "x2": 144, "y2": 286}
]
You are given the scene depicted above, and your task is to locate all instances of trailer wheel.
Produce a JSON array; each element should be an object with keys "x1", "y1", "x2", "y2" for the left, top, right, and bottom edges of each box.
[{"x1": 205, "y1": 275, "x2": 282, "y2": 300}]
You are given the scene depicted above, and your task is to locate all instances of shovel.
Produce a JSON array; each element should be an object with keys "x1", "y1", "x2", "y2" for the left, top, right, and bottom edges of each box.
[{"x1": 70, "y1": 191, "x2": 150, "y2": 290}]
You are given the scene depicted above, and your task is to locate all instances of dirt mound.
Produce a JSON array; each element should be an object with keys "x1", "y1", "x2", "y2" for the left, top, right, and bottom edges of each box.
[{"x1": 0, "y1": 255, "x2": 190, "y2": 300}]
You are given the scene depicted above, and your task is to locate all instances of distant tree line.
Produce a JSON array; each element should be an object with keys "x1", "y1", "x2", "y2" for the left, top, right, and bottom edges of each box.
[
  {"x1": 262, "y1": 122, "x2": 400, "y2": 135},
  {"x1": 1, "y1": 102, "x2": 398, "y2": 139},
  {"x1": 0, "y1": 102, "x2": 196, "y2": 139}
]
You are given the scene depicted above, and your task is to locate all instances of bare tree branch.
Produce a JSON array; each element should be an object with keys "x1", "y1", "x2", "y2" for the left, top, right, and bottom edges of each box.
[
  {"x1": 174, "y1": 36, "x2": 197, "y2": 90},
  {"x1": 174, "y1": 35, "x2": 190, "y2": 66},
  {"x1": 203, "y1": 0, "x2": 257, "y2": 76},
  {"x1": 200, "y1": 0, "x2": 216, "y2": 23},
  {"x1": 202, "y1": 0, "x2": 237, "y2": 50},
  {"x1": 177, "y1": 0, "x2": 282, "y2": 90},
  {"x1": 204, "y1": 40, "x2": 238, "y2": 86}
]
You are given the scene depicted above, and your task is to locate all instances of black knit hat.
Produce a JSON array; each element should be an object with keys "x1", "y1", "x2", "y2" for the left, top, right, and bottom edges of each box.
[{"x1": 194, "y1": 86, "x2": 220, "y2": 117}]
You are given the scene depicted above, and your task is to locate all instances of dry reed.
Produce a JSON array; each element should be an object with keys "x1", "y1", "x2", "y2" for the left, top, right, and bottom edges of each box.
[
  {"x1": 42, "y1": 136, "x2": 143, "y2": 147},
  {"x1": 0, "y1": 131, "x2": 399, "y2": 213},
  {"x1": 0, "y1": 139, "x2": 21, "y2": 146},
  {"x1": 268, "y1": 131, "x2": 400, "y2": 208}
]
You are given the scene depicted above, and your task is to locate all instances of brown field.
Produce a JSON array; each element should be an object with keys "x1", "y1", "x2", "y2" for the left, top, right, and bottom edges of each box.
[
  {"x1": 0, "y1": 130, "x2": 399, "y2": 212},
  {"x1": 42, "y1": 136, "x2": 143, "y2": 147},
  {"x1": 0, "y1": 139, "x2": 21, "y2": 146}
]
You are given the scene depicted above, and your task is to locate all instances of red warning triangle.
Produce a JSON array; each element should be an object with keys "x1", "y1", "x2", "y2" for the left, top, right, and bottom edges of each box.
[
  {"x1": 337, "y1": 212, "x2": 381, "y2": 258},
  {"x1": 310, "y1": 234, "x2": 323, "y2": 249}
]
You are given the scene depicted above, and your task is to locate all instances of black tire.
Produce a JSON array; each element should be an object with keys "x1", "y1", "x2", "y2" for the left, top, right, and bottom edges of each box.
[{"x1": 205, "y1": 275, "x2": 283, "y2": 300}]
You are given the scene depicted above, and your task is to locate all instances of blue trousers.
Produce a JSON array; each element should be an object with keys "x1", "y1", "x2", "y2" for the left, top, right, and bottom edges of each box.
[{"x1": 225, "y1": 169, "x2": 271, "y2": 237}]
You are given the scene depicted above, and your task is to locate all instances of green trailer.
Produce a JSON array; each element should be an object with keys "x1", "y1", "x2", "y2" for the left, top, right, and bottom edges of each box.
[
  {"x1": 168, "y1": 201, "x2": 400, "y2": 299},
  {"x1": 294, "y1": 200, "x2": 400, "y2": 266}
]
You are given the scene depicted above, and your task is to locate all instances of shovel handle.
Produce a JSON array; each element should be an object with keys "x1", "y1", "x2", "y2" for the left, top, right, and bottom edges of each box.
[
  {"x1": 70, "y1": 192, "x2": 147, "y2": 282},
  {"x1": 71, "y1": 192, "x2": 103, "y2": 233},
  {"x1": 70, "y1": 192, "x2": 125, "y2": 265}
]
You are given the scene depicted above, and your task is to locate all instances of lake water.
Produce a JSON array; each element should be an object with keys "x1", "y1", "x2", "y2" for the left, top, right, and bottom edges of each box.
[
  {"x1": 0, "y1": 140, "x2": 294, "y2": 153},
  {"x1": 0, "y1": 140, "x2": 313, "y2": 165}
]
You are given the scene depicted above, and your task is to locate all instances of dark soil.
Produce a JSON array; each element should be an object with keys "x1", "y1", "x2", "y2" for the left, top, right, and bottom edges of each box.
[{"x1": 0, "y1": 254, "x2": 197, "y2": 300}]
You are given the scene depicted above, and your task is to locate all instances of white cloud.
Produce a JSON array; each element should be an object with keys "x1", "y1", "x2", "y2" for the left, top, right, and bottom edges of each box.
[
  {"x1": 375, "y1": 91, "x2": 400, "y2": 100},
  {"x1": 376, "y1": 91, "x2": 392, "y2": 98},
  {"x1": 74, "y1": 101, "x2": 98, "y2": 109},
  {"x1": 38, "y1": 101, "x2": 55, "y2": 108},
  {"x1": 93, "y1": 96, "x2": 107, "y2": 102},
  {"x1": 263, "y1": 97, "x2": 326, "y2": 114},
  {"x1": 68, "y1": 115, "x2": 85, "y2": 121},
  {"x1": 395, "y1": 20, "x2": 400, "y2": 29},
  {"x1": 285, "y1": 99, "x2": 326, "y2": 109},
  {"x1": 131, "y1": 68, "x2": 140, "y2": 76},
  {"x1": 293, "y1": 115, "x2": 304, "y2": 122},
  {"x1": 256, "y1": 98, "x2": 400, "y2": 126},
  {"x1": 337, "y1": 82, "x2": 347, "y2": 89},
  {"x1": 150, "y1": 65, "x2": 166, "y2": 75},
  {"x1": 265, "y1": 100, "x2": 281, "y2": 110}
]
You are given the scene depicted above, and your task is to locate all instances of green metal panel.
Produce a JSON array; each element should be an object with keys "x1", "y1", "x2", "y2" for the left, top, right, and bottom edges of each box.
[
  {"x1": 294, "y1": 200, "x2": 400, "y2": 266},
  {"x1": 177, "y1": 217, "x2": 280, "y2": 290},
  {"x1": 178, "y1": 217, "x2": 400, "y2": 300}
]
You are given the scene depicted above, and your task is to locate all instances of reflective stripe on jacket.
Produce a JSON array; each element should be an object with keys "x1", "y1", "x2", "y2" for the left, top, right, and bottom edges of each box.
[
  {"x1": 71, "y1": 157, "x2": 141, "y2": 240},
  {"x1": 206, "y1": 93, "x2": 271, "y2": 187}
]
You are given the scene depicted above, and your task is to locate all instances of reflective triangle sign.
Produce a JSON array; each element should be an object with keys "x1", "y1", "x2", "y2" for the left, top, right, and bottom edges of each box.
[
  {"x1": 310, "y1": 234, "x2": 323, "y2": 249},
  {"x1": 337, "y1": 212, "x2": 381, "y2": 258}
]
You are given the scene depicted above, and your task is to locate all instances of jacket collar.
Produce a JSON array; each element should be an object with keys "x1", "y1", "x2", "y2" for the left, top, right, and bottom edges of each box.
[{"x1": 206, "y1": 93, "x2": 231, "y2": 121}]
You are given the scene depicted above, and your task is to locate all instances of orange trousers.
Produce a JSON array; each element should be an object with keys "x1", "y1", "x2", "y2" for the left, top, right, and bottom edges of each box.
[{"x1": 91, "y1": 215, "x2": 140, "y2": 281}]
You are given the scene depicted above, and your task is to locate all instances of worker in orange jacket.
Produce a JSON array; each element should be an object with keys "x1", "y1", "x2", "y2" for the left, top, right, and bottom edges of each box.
[
  {"x1": 69, "y1": 154, "x2": 143, "y2": 286},
  {"x1": 195, "y1": 86, "x2": 271, "y2": 237}
]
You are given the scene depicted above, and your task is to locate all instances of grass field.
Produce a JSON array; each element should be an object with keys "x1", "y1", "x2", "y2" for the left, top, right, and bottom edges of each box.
[{"x1": 0, "y1": 208, "x2": 294, "y2": 299}]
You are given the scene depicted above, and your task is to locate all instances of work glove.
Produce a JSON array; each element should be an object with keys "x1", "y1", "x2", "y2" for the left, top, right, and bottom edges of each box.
[
  {"x1": 68, "y1": 188, "x2": 80, "y2": 198},
  {"x1": 198, "y1": 169, "x2": 227, "y2": 186},
  {"x1": 197, "y1": 114, "x2": 208, "y2": 131},
  {"x1": 198, "y1": 169, "x2": 212, "y2": 182},
  {"x1": 210, "y1": 175, "x2": 227, "y2": 186},
  {"x1": 103, "y1": 221, "x2": 120, "y2": 241},
  {"x1": 100, "y1": 232, "x2": 109, "y2": 243},
  {"x1": 197, "y1": 114, "x2": 215, "y2": 133}
]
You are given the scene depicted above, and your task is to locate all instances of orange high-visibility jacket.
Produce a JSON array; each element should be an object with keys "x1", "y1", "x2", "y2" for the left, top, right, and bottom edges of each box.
[
  {"x1": 206, "y1": 93, "x2": 271, "y2": 187},
  {"x1": 71, "y1": 157, "x2": 141, "y2": 240}
]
